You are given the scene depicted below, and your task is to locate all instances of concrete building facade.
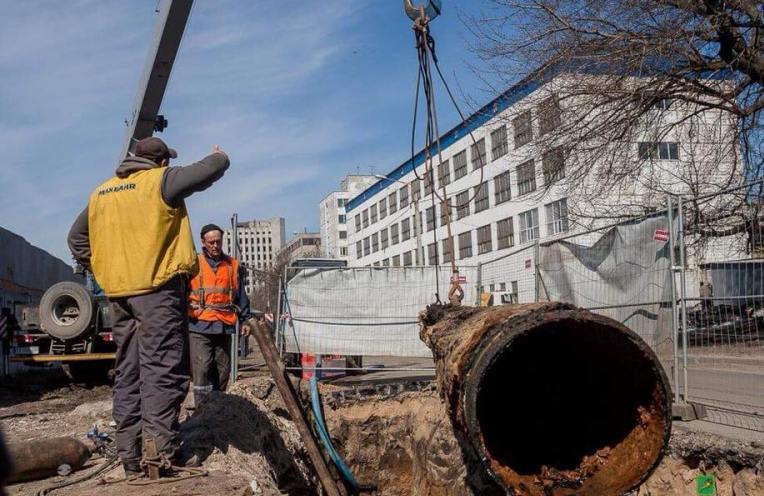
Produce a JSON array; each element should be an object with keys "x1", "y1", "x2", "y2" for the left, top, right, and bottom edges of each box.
[
  {"x1": 345, "y1": 72, "x2": 739, "y2": 301},
  {"x1": 319, "y1": 175, "x2": 377, "y2": 261},
  {"x1": 223, "y1": 217, "x2": 285, "y2": 293},
  {"x1": 277, "y1": 232, "x2": 322, "y2": 265}
]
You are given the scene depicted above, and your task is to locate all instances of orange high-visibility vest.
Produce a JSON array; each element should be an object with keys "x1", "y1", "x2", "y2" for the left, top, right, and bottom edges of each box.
[{"x1": 188, "y1": 254, "x2": 240, "y2": 325}]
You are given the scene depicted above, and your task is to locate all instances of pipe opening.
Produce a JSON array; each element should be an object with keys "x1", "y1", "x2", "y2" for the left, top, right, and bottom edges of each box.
[{"x1": 476, "y1": 319, "x2": 667, "y2": 487}]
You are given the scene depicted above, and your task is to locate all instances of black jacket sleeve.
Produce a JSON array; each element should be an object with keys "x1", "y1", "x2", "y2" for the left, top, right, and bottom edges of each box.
[
  {"x1": 237, "y1": 264, "x2": 251, "y2": 323},
  {"x1": 161, "y1": 152, "x2": 230, "y2": 208},
  {"x1": 67, "y1": 206, "x2": 91, "y2": 269}
]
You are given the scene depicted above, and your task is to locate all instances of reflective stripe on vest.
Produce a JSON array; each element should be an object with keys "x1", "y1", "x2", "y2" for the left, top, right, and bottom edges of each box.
[
  {"x1": 88, "y1": 168, "x2": 198, "y2": 297},
  {"x1": 188, "y1": 254, "x2": 239, "y2": 325}
]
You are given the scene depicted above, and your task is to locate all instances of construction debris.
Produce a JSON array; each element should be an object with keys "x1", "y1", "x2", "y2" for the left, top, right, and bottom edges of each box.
[{"x1": 6, "y1": 437, "x2": 91, "y2": 483}]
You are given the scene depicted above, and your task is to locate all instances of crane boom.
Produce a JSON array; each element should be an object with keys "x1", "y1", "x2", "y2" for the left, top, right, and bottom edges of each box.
[{"x1": 119, "y1": 0, "x2": 193, "y2": 162}]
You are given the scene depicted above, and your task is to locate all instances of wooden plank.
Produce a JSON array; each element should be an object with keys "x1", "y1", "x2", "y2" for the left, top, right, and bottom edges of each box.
[
  {"x1": 249, "y1": 318, "x2": 342, "y2": 496},
  {"x1": 10, "y1": 353, "x2": 116, "y2": 363}
]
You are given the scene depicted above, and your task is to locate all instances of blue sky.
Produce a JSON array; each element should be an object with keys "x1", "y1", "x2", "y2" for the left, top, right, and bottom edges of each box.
[{"x1": 0, "y1": 1, "x2": 499, "y2": 263}]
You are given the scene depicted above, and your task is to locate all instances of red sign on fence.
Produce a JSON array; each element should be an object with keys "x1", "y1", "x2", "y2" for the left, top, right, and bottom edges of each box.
[{"x1": 654, "y1": 229, "x2": 669, "y2": 242}]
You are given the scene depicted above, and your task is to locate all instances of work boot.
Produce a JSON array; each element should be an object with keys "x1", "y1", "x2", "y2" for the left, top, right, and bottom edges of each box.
[
  {"x1": 170, "y1": 446, "x2": 201, "y2": 469},
  {"x1": 122, "y1": 459, "x2": 143, "y2": 478}
]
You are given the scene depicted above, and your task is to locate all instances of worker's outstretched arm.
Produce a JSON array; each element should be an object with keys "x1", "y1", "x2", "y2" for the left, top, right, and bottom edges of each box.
[
  {"x1": 161, "y1": 147, "x2": 230, "y2": 208},
  {"x1": 67, "y1": 206, "x2": 91, "y2": 269}
]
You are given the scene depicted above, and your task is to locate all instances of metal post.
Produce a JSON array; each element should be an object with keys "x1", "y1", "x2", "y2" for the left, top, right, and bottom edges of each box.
[
  {"x1": 274, "y1": 276, "x2": 283, "y2": 355},
  {"x1": 666, "y1": 195, "x2": 681, "y2": 404},
  {"x1": 677, "y1": 196, "x2": 690, "y2": 401},
  {"x1": 230, "y1": 213, "x2": 240, "y2": 384},
  {"x1": 475, "y1": 262, "x2": 482, "y2": 306},
  {"x1": 534, "y1": 240, "x2": 541, "y2": 302}
]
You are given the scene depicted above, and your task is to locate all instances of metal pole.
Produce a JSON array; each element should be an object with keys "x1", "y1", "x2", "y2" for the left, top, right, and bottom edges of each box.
[
  {"x1": 274, "y1": 276, "x2": 283, "y2": 355},
  {"x1": 231, "y1": 213, "x2": 240, "y2": 384},
  {"x1": 677, "y1": 196, "x2": 690, "y2": 401},
  {"x1": 666, "y1": 195, "x2": 681, "y2": 404},
  {"x1": 534, "y1": 240, "x2": 540, "y2": 302},
  {"x1": 475, "y1": 262, "x2": 482, "y2": 306}
]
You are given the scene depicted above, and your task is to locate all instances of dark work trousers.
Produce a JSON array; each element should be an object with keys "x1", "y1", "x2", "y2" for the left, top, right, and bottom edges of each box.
[
  {"x1": 189, "y1": 331, "x2": 231, "y2": 405},
  {"x1": 110, "y1": 276, "x2": 190, "y2": 464}
]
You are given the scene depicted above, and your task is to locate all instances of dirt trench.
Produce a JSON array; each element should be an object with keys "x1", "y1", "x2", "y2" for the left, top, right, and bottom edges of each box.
[{"x1": 4, "y1": 374, "x2": 764, "y2": 495}]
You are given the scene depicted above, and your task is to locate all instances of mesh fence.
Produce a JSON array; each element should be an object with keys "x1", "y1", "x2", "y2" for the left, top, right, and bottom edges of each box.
[
  {"x1": 280, "y1": 266, "x2": 477, "y2": 358},
  {"x1": 477, "y1": 244, "x2": 537, "y2": 305}
]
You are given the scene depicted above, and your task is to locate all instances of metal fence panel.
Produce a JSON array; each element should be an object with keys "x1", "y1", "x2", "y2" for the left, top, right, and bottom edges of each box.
[
  {"x1": 282, "y1": 266, "x2": 477, "y2": 357},
  {"x1": 477, "y1": 244, "x2": 537, "y2": 304}
]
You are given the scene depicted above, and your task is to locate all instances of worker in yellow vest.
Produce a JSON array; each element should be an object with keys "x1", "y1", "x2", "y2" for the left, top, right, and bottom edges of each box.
[
  {"x1": 67, "y1": 137, "x2": 229, "y2": 477},
  {"x1": 188, "y1": 224, "x2": 251, "y2": 406}
]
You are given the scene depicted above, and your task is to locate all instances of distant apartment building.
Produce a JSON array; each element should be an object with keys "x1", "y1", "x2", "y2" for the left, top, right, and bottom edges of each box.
[
  {"x1": 223, "y1": 217, "x2": 285, "y2": 294},
  {"x1": 319, "y1": 175, "x2": 377, "y2": 261},
  {"x1": 346, "y1": 70, "x2": 739, "y2": 302},
  {"x1": 278, "y1": 232, "x2": 322, "y2": 265}
]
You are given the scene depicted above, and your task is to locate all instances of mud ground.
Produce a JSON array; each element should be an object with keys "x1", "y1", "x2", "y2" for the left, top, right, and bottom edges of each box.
[{"x1": 2, "y1": 368, "x2": 763, "y2": 496}]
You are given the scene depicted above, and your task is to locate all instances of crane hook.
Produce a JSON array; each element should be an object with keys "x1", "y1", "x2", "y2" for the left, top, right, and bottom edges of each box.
[{"x1": 404, "y1": 0, "x2": 442, "y2": 23}]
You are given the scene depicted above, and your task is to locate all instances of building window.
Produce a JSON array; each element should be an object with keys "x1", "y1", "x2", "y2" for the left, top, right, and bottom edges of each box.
[
  {"x1": 399, "y1": 186, "x2": 409, "y2": 209},
  {"x1": 401, "y1": 218, "x2": 411, "y2": 241},
  {"x1": 390, "y1": 224, "x2": 400, "y2": 244},
  {"x1": 439, "y1": 199, "x2": 451, "y2": 227},
  {"x1": 403, "y1": 251, "x2": 413, "y2": 266},
  {"x1": 363, "y1": 236, "x2": 371, "y2": 256},
  {"x1": 372, "y1": 232, "x2": 379, "y2": 252},
  {"x1": 491, "y1": 125, "x2": 508, "y2": 160},
  {"x1": 538, "y1": 95, "x2": 561, "y2": 136},
  {"x1": 519, "y1": 208, "x2": 539, "y2": 244},
  {"x1": 424, "y1": 170, "x2": 434, "y2": 196},
  {"x1": 411, "y1": 178, "x2": 422, "y2": 201},
  {"x1": 426, "y1": 242, "x2": 438, "y2": 265},
  {"x1": 471, "y1": 138, "x2": 486, "y2": 170},
  {"x1": 542, "y1": 147, "x2": 565, "y2": 184},
  {"x1": 517, "y1": 159, "x2": 536, "y2": 195},
  {"x1": 354, "y1": 214, "x2": 361, "y2": 231},
  {"x1": 497, "y1": 217, "x2": 514, "y2": 250},
  {"x1": 370, "y1": 205, "x2": 378, "y2": 224},
  {"x1": 442, "y1": 238, "x2": 453, "y2": 263},
  {"x1": 356, "y1": 240, "x2": 362, "y2": 258},
  {"x1": 340, "y1": 247, "x2": 348, "y2": 256},
  {"x1": 458, "y1": 231, "x2": 473, "y2": 259},
  {"x1": 426, "y1": 206, "x2": 436, "y2": 232},
  {"x1": 380, "y1": 228, "x2": 389, "y2": 249},
  {"x1": 339, "y1": 230, "x2": 347, "y2": 239},
  {"x1": 545, "y1": 198, "x2": 570, "y2": 235},
  {"x1": 456, "y1": 190, "x2": 470, "y2": 219},
  {"x1": 379, "y1": 198, "x2": 387, "y2": 219},
  {"x1": 453, "y1": 150, "x2": 468, "y2": 180},
  {"x1": 638, "y1": 142, "x2": 679, "y2": 160},
  {"x1": 438, "y1": 160, "x2": 450, "y2": 187},
  {"x1": 513, "y1": 110, "x2": 532, "y2": 148},
  {"x1": 392, "y1": 254, "x2": 401, "y2": 266},
  {"x1": 494, "y1": 170, "x2": 511, "y2": 205},
  {"x1": 477, "y1": 224, "x2": 492, "y2": 254},
  {"x1": 382, "y1": 258, "x2": 390, "y2": 266},
  {"x1": 388, "y1": 191, "x2": 398, "y2": 214},
  {"x1": 362, "y1": 209, "x2": 369, "y2": 228},
  {"x1": 337, "y1": 198, "x2": 347, "y2": 208},
  {"x1": 474, "y1": 182, "x2": 489, "y2": 213},
  {"x1": 652, "y1": 98, "x2": 672, "y2": 110},
  {"x1": 338, "y1": 214, "x2": 347, "y2": 224}
]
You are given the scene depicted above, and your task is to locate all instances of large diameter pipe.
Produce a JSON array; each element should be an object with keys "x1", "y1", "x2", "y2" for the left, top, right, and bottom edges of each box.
[
  {"x1": 420, "y1": 302, "x2": 672, "y2": 496},
  {"x1": 6, "y1": 437, "x2": 91, "y2": 483}
]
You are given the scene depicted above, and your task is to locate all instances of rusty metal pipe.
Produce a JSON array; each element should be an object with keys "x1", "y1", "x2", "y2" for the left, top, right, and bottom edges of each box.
[
  {"x1": 6, "y1": 437, "x2": 91, "y2": 483},
  {"x1": 420, "y1": 302, "x2": 671, "y2": 496}
]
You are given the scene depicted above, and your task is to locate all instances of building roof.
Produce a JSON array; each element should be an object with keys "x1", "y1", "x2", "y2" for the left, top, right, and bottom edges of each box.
[{"x1": 345, "y1": 70, "x2": 549, "y2": 212}]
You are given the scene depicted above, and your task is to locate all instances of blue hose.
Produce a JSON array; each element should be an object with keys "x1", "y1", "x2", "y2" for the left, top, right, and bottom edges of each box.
[{"x1": 309, "y1": 376, "x2": 360, "y2": 494}]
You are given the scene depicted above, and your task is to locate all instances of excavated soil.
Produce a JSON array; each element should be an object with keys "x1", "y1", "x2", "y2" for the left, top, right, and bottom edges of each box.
[{"x1": 3, "y1": 374, "x2": 764, "y2": 495}]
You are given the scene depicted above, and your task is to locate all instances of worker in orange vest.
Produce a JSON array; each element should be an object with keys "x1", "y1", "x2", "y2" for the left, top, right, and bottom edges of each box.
[{"x1": 188, "y1": 224, "x2": 251, "y2": 405}]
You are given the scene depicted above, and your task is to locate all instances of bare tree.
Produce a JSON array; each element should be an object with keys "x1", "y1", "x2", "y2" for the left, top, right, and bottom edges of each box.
[{"x1": 466, "y1": 0, "x2": 764, "y2": 253}]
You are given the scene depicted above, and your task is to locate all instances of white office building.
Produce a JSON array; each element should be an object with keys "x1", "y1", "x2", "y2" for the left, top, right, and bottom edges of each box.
[
  {"x1": 223, "y1": 217, "x2": 286, "y2": 293},
  {"x1": 346, "y1": 71, "x2": 739, "y2": 302},
  {"x1": 319, "y1": 175, "x2": 377, "y2": 261}
]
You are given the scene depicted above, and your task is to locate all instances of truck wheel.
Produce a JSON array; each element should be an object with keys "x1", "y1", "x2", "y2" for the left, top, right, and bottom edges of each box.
[
  {"x1": 62, "y1": 361, "x2": 114, "y2": 384},
  {"x1": 39, "y1": 282, "x2": 95, "y2": 340}
]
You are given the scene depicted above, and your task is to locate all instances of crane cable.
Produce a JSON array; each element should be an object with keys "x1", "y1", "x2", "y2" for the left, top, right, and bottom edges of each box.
[{"x1": 408, "y1": 8, "x2": 485, "y2": 304}]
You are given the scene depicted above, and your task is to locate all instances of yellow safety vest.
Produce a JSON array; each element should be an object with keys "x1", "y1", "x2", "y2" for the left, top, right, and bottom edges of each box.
[{"x1": 88, "y1": 168, "x2": 198, "y2": 297}]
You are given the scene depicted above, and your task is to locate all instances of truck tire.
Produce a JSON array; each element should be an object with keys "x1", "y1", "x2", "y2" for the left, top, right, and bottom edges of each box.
[
  {"x1": 39, "y1": 282, "x2": 95, "y2": 341},
  {"x1": 62, "y1": 361, "x2": 114, "y2": 384}
]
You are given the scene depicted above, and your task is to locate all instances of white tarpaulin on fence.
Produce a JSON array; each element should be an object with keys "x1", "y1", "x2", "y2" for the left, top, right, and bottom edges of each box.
[
  {"x1": 538, "y1": 215, "x2": 675, "y2": 354},
  {"x1": 283, "y1": 266, "x2": 477, "y2": 357}
]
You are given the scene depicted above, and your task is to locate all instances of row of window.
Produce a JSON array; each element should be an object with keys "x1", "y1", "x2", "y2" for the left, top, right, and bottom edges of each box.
[{"x1": 355, "y1": 198, "x2": 569, "y2": 261}]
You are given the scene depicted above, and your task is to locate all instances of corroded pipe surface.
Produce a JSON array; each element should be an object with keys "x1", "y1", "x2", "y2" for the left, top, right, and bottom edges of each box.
[
  {"x1": 420, "y1": 302, "x2": 672, "y2": 496},
  {"x1": 7, "y1": 437, "x2": 91, "y2": 483}
]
